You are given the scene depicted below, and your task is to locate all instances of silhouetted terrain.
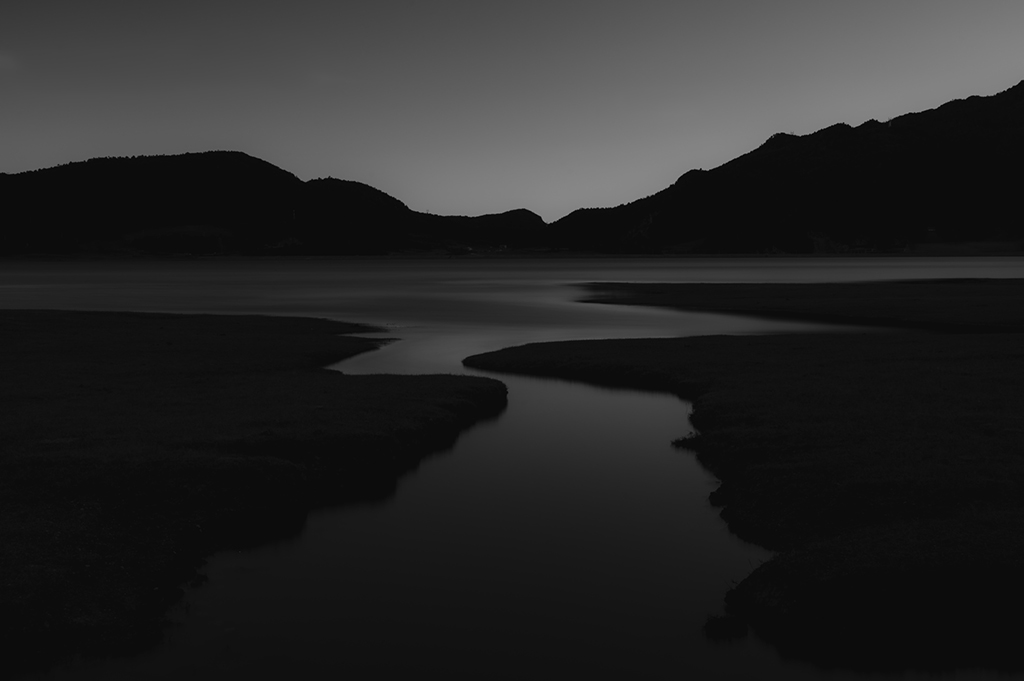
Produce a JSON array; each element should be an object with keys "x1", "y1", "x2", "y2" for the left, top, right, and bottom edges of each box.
[
  {"x1": 2, "y1": 79, "x2": 1022, "y2": 255},
  {"x1": 1, "y1": 153, "x2": 303, "y2": 255},
  {"x1": 550, "y1": 79, "x2": 1024, "y2": 253},
  {"x1": 0, "y1": 152, "x2": 545, "y2": 256},
  {"x1": 0, "y1": 310, "x2": 507, "y2": 676},
  {"x1": 465, "y1": 279, "x2": 1024, "y2": 672}
]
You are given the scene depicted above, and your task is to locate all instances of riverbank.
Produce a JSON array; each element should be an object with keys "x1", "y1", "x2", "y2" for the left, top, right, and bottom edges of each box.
[
  {"x1": 1, "y1": 310, "x2": 507, "y2": 677},
  {"x1": 464, "y1": 278, "x2": 1024, "y2": 672}
]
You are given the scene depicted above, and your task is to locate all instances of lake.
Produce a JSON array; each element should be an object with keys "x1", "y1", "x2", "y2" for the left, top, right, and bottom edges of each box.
[{"x1": 7, "y1": 256, "x2": 1023, "y2": 679}]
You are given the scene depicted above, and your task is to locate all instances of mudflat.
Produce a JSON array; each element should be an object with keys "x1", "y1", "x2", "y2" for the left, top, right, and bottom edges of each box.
[
  {"x1": 465, "y1": 278, "x2": 1024, "y2": 672},
  {"x1": 0, "y1": 310, "x2": 506, "y2": 676}
]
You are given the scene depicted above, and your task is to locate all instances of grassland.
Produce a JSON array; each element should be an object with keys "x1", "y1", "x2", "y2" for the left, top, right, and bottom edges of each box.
[
  {"x1": 0, "y1": 310, "x2": 506, "y2": 676},
  {"x1": 464, "y1": 278, "x2": 1024, "y2": 672}
]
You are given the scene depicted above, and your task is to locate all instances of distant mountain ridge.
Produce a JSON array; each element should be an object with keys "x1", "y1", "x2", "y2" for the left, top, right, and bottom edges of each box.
[
  {"x1": 0, "y1": 151, "x2": 546, "y2": 255},
  {"x1": 2, "y1": 78, "x2": 1022, "y2": 255},
  {"x1": 551, "y1": 78, "x2": 1024, "y2": 253}
]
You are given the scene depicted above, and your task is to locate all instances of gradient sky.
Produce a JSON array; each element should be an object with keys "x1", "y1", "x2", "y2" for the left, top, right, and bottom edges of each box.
[{"x1": 2, "y1": 1, "x2": 1023, "y2": 221}]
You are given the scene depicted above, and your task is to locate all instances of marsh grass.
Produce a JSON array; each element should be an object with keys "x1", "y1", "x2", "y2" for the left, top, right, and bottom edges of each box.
[
  {"x1": 0, "y1": 310, "x2": 506, "y2": 676},
  {"x1": 465, "y1": 279, "x2": 1024, "y2": 672}
]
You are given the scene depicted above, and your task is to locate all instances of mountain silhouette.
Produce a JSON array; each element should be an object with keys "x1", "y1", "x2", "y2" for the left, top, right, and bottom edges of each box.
[
  {"x1": 1, "y1": 151, "x2": 303, "y2": 255},
  {"x1": 2, "y1": 78, "x2": 1022, "y2": 255},
  {"x1": 550, "y1": 78, "x2": 1024, "y2": 253},
  {"x1": 0, "y1": 151, "x2": 545, "y2": 256}
]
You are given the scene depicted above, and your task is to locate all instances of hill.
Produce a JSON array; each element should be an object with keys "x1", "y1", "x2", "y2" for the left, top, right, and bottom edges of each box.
[
  {"x1": 550, "y1": 79, "x2": 1024, "y2": 254},
  {"x1": 0, "y1": 152, "x2": 545, "y2": 256},
  {"x1": 3, "y1": 78, "x2": 1023, "y2": 255}
]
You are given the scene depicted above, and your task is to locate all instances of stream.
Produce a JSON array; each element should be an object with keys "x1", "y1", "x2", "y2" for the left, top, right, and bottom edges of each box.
[{"x1": 11, "y1": 257, "x2": 1022, "y2": 679}]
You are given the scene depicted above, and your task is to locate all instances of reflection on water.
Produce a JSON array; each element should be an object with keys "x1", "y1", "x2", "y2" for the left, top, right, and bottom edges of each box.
[
  {"x1": 3, "y1": 257, "x2": 1024, "y2": 327},
  {"x1": 12, "y1": 257, "x2": 1023, "y2": 680},
  {"x1": 49, "y1": 377, "x2": 781, "y2": 679}
]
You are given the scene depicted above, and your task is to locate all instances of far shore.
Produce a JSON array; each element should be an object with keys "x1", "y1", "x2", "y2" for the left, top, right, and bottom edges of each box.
[
  {"x1": 1, "y1": 310, "x2": 507, "y2": 678},
  {"x1": 3, "y1": 249, "x2": 1024, "y2": 262},
  {"x1": 583, "y1": 278, "x2": 1024, "y2": 332},
  {"x1": 465, "y1": 278, "x2": 1024, "y2": 673}
]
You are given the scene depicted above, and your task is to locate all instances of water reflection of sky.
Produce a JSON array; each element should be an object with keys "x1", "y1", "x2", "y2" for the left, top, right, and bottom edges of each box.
[
  {"x1": 2, "y1": 257, "x2": 1023, "y2": 324},
  {"x1": 1, "y1": 256, "x2": 938, "y2": 378}
]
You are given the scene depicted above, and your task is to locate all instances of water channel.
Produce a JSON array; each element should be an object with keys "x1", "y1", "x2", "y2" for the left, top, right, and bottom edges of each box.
[{"x1": 8, "y1": 257, "x2": 1023, "y2": 679}]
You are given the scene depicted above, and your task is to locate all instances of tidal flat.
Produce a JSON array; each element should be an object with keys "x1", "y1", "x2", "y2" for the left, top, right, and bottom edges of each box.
[
  {"x1": 465, "y1": 278, "x2": 1024, "y2": 672},
  {"x1": 0, "y1": 310, "x2": 506, "y2": 676}
]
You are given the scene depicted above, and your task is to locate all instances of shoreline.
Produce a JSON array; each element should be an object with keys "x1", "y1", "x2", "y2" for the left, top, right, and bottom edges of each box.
[
  {"x1": 583, "y1": 278, "x2": 1024, "y2": 333},
  {"x1": 4, "y1": 251, "x2": 1024, "y2": 263},
  {"x1": 464, "y1": 278, "x2": 1024, "y2": 673},
  {"x1": 1, "y1": 310, "x2": 507, "y2": 677}
]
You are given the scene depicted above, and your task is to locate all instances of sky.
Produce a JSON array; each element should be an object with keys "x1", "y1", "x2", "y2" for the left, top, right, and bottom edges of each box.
[{"x1": 2, "y1": 1, "x2": 1023, "y2": 222}]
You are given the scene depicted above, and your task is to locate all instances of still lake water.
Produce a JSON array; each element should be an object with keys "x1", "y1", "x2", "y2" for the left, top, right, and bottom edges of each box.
[{"x1": 7, "y1": 257, "x2": 1024, "y2": 679}]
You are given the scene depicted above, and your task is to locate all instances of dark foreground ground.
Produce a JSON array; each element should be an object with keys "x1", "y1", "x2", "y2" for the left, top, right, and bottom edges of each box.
[
  {"x1": 465, "y1": 278, "x2": 1024, "y2": 673},
  {"x1": 0, "y1": 310, "x2": 506, "y2": 677}
]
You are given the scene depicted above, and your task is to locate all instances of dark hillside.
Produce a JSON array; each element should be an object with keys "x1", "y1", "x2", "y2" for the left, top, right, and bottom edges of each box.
[
  {"x1": 409, "y1": 207, "x2": 547, "y2": 252},
  {"x1": 4, "y1": 78, "x2": 1022, "y2": 255},
  {"x1": 0, "y1": 153, "x2": 546, "y2": 256},
  {"x1": 290, "y1": 177, "x2": 412, "y2": 254},
  {"x1": 290, "y1": 178, "x2": 546, "y2": 254},
  {"x1": 2, "y1": 151, "x2": 303, "y2": 255},
  {"x1": 550, "y1": 79, "x2": 1024, "y2": 253}
]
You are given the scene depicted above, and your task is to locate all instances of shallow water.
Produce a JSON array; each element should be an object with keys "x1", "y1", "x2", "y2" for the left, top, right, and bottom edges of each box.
[
  {"x1": 4, "y1": 256, "x2": 1024, "y2": 323},
  {"x1": 9, "y1": 257, "x2": 1024, "y2": 679},
  {"x1": 47, "y1": 377, "x2": 781, "y2": 679}
]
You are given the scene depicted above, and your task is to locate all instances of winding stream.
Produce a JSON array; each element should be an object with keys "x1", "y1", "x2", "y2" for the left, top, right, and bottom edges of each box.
[{"x1": 11, "y1": 257, "x2": 1023, "y2": 679}]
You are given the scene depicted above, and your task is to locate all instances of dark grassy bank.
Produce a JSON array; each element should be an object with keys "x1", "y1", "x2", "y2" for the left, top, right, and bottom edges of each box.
[
  {"x1": 0, "y1": 310, "x2": 506, "y2": 676},
  {"x1": 464, "y1": 279, "x2": 1024, "y2": 672}
]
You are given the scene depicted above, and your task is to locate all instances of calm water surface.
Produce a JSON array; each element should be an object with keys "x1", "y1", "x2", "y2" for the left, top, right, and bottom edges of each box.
[{"x1": 8, "y1": 257, "x2": 1022, "y2": 679}]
